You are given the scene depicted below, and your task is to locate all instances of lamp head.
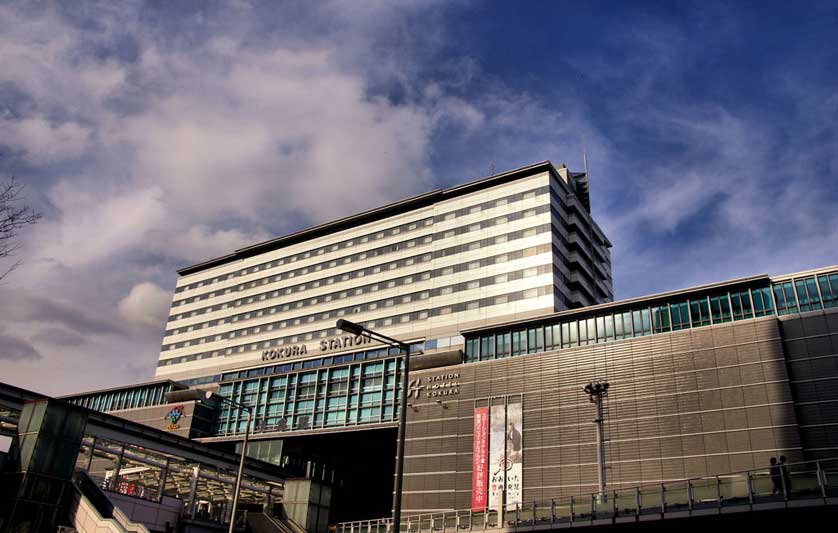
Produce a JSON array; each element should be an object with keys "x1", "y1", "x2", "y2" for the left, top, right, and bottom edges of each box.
[{"x1": 336, "y1": 318, "x2": 365, "y2": 336}]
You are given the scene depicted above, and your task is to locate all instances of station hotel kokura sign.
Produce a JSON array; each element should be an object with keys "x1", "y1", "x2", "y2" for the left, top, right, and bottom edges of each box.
[
  {"x1": 261, "y1": 333, "x2": 374, "y2": 362},
  {"x1": 407, "y1": 372, "x2": 461, "y2": 399}
]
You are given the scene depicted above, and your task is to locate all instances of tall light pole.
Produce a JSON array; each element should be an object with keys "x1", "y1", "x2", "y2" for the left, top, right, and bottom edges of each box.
[
  {"x1": 222, "y1": 395, "x2": 253, "y2": 533},
  {"x1": 167, "y1": 389, "x2": 253, "y2": 533},
  {"x1": 583, "y1": 381, "x2": 609, "y2": 503},
  {"x1": 336, "y1": 319, "x2": 411, "y2": 533}
]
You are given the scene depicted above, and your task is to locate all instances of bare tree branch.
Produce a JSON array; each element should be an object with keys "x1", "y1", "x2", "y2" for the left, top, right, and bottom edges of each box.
[{"x1": 0, "y1": 177, "x2": 41, "y2": 282}]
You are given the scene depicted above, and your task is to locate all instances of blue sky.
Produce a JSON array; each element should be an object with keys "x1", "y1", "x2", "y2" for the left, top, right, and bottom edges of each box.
[{"x1": 1, "y1": 0, "x2": 836, "y2": 394}]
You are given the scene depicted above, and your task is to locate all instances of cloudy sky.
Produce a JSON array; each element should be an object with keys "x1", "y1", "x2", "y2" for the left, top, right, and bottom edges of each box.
[{"x1": 1, "y1": 0, "x2": 836, "y2": 395}]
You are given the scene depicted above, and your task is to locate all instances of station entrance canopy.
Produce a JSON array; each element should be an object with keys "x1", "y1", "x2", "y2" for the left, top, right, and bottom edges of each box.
[{"x1": 0, "y1": 382, "x2": 286, "y2": 532}]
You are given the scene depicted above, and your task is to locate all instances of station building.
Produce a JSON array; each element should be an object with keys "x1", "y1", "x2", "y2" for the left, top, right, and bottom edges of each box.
[{"x1": 7, "y1": 161, "x2": 837, "y2": 529}]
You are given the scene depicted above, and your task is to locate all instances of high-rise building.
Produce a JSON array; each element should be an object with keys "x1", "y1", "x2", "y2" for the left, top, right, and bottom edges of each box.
[{"x1": 155, "y1": 161, "x2": 612, "y2": 386}]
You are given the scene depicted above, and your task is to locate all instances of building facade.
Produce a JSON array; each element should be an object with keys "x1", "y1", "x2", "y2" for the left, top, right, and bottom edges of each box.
[{"x1": 55, "y1": 161, "x2": 838, "y2": 522}]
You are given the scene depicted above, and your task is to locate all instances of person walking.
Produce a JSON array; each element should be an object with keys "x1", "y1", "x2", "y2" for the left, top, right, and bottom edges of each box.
[{"x1": 769, "y1": 457, "x2": 782, "y2": 496}]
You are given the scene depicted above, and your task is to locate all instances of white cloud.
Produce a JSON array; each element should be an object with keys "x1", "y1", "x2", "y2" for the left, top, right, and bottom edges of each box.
[
  {"x1": 0, "y1": 117, "x2": 92, "y2": 163},
  {"x1": 118, "y1": 282, "x2": 171, "y2": 330},
  {"x1": 0, "y1": 1, "x2": 449, "y2": 394}
]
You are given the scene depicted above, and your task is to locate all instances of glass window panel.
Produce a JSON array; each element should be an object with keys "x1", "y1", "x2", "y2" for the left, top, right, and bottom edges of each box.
[
  {"x1": 818, "y1": 275, "x2": 834, "y2": 308},
  {"x1": 699, "y1": 298, "x2": 710, "y2": 326},
  {"x1": 596, "y1": 317, "x2": 606, "y2": 342},
  {"x1": 739, "y1": 291, "x2": 753, "y2": 318},
  {"x1": 568, "y1": 321, "x2": 578, "y2": 346},
  {"x1": 720, "y1": 295, "x2": 731, "y2": 322},
  {"x1": 614, "y1": 313, "x2": 624, "y2": 339},
  {"x1": 640, "y1": 309, "x2": 651, "y2": 335},
  {"x1": 527, "y1": 328, "x2": 538, "y2": 353},
  {"x1": 604, "y1": 314, "x2": 614, "y2": 340},
  {"x1": 805, "y1": 277, "x2": 822, "y2": 310},
  {"x1": 830, "y1": 274, "x2": 838, "y2": 305},
  {"x1": 730, "y1": 293, "x2": 743, "y2": 319},
  {"x1": 561, "y1": 323, "x2": 570, "y2": 348},
  {"x1": 783, "y1": 282, "x2": 798, "y2": 313},
  {"x1": 710, "y1": 296, "x2": 723, "y2": 323},
  {"x1": 480, "y1": 335, "x2": 494, "y2": 360},
  {"x1": 631, "y1": 310, "x2": 642, "y2": 337},
  {"x1": 671, "y1": 302, "x2": 690, "y2": 330},
  {"x1": 795, "y1": 279, "x2": 810, "y2": 312},
  {"x1": 754, "y1": 288, "x2": 766, "y2": 315},
  {"x1": 622, "y1": 311, "x2": 633, "y2": 338},
  {"x1": 584, "y1": 318, "x2": 596, "y2": 344},
  {"x1": 760, "y1": 286, "x2": 774, "y2": 315},
  {"x1": 550, "y1": 324, "x2": 560, "y2": 350},
  {"x1": 690, "y1": 300, "x2": 700, "y2": 325}
]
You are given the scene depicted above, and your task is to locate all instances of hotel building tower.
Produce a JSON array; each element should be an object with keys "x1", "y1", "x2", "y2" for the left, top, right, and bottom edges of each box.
[{"x1": 155, "y1": 161, "x2": 612, "y2": 386}]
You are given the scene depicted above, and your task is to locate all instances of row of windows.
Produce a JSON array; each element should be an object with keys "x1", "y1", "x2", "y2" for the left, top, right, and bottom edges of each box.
[
  {"x1": 161, "y1": 222, "x2": 551, "y2": 353},
  {"x1": 463, "y1": 273, "x2": 837, "y2": 366},
  {"x1": 64, "y1": 383, "x2": 177, "y2": 413},
  {"x1": 773, "y1": 272, "x2": 838, "y2": 315},
  {"x1": 158, "y1": 285, "x2": 553, "y2": 368},
  {"x1": 165, "y1": 243, "x2": 552, "y2": 337},
  {"x1": 464, "y1": 285, "x2": 777, "y2": 362},
  {"x1": 174, "y1": 185, "x2": 550, "y2": 298},
  {"x1": 162, "y1": 264, "x2": 551, "y2": 352},
  {"x1": 215, "y1": 357, "x2": 404, "y2": 435},
  {"x1": 169, "y1": 204, "x2": 550, "y2": 317}
]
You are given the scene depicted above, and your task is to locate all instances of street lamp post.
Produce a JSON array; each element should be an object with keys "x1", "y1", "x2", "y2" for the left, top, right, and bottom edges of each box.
[
  {"x1": 583, "y1": 381, "x2": 609, "y2": 503},
  {"x1": 336, "y1": 319, "x2": 411, "y2": 533},
  {"x1": 222, "y1": 396, "x2": 253, "y2": 533},
  {"x1": 166, "y1": 389, "x2": 253, "y2": 533}
]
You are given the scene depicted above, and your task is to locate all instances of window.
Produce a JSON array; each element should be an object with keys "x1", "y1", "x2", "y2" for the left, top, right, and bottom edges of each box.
[
  {"x1": 480, "y1": 335, "x2": 494, "y2": 360},
  {"x1": 690, "y1": 297, "x2": 711, "y2": 327},
  {"x1": 511, "y1": 330, "x2": 526, "y2": 355},
  {"x1": 774, "y1": 281, "x2": 798, "y2": 315},
  {"x1": 752, "y1": 287, "x2": 774, "y2": 317},
  {"x1": 730, "y1": 291, "x2": 753, "y2": 321},
  {"x1": 670, "y1": 301, "x2": 690, "y2": 330},
  {"x1": 652, "y1": 306, "x2": 671, "y2": 333}
]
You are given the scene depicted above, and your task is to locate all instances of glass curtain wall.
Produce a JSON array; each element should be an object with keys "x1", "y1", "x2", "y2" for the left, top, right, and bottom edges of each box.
[
  {"x1": 216, "y1": 355, "x2": 403, "y2": 436},
  {"x1": 466, "y1": 269, "x2": 838, "y2": 362},
  {"x1": 466, "y1": 284, "x2": 778, "y2": 362}
]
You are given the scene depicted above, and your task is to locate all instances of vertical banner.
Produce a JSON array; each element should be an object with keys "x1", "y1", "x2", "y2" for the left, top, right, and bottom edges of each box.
[
  {"x1": 488, "y1": 404, "x2": 506, "y2": 508},
  {"x1": 471, "y1": 407, "x2": 490, "y2": 509},
  {"x1": 505, "y1": 402, "x2": 523, "y2": 507}
]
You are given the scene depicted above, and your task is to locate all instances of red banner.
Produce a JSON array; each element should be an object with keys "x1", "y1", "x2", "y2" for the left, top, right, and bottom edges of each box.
[{"x1": 471, "y1": 407, "x2": 490, "y2": 509}]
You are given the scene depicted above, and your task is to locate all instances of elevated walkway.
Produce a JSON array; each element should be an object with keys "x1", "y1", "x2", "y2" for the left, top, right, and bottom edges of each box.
[{"x1": 336, "y1": 457, "x2": 838, "y2": 533}]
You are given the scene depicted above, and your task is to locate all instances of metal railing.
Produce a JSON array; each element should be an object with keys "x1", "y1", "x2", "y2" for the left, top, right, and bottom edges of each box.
[{"x1": 335, "y1": 458, "x2": 838, "y2": 533}]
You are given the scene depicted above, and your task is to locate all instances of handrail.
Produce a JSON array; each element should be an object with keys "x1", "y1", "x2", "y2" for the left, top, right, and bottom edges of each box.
[{"x1": 334, "y1": 457, "x2": 838, "y2": 533}]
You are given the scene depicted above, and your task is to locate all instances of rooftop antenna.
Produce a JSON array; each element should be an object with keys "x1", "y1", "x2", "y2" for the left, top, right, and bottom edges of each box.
[{"x1": 583, "y1": 151, "x2": 589, "y2": 177}]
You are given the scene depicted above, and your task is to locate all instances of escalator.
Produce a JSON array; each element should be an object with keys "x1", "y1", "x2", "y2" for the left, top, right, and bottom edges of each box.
[{"x1": 246, "y1": 511, "x2": 300, "y2": 533}]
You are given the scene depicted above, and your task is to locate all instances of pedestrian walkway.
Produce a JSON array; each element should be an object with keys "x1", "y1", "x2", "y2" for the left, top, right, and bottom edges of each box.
[{"x1": 336, "y1": 457, "x2": 838, "y2": 533}]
